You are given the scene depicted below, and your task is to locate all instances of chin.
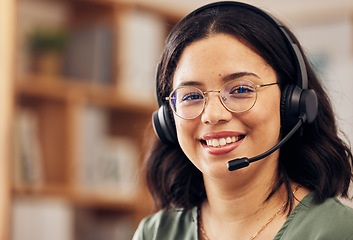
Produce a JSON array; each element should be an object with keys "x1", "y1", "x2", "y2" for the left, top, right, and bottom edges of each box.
[{"x1": 199, "y1": 160, "x2": 237, "y2": 179}]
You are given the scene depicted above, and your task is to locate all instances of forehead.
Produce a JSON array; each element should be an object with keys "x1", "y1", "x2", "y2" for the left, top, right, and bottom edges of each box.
[{"x1": 172, "y1": 33, "x2": 275, "y2": 89}]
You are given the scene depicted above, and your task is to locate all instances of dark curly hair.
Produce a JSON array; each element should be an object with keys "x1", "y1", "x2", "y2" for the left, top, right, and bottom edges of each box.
[{"x1": 144, "y1": 2, "x2": 353, "y2": 212}]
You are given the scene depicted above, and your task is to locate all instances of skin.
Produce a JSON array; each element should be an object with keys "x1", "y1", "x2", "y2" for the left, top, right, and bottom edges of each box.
[{"x1": 172, "y1": 33, "x2": 309, "y2": 239}]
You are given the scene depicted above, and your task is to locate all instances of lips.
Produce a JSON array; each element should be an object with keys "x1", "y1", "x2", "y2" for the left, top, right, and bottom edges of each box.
[{"x1": 200, "y1": 131, "x2": 245, "y2": 155}]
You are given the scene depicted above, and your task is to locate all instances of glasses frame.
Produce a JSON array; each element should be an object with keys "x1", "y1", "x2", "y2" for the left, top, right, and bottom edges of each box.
[{"x1": 165, "y1": 79, "x2": 279, "y2": 120}]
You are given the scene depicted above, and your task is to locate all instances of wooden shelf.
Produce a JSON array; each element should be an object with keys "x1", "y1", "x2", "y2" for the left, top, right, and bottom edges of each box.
[
  {"x1": 72, "y1": 191, "x2": 151, "y2": 212},
  {"x1": 12, "y1": 183, "x2": 71, "y2": 197},
  {"x1": 12, "y1": 183, "x2": 152, "y2": 213},
  {"x1": 10, "y1": 0, "x2": 175, "y2": 238},
  {"x1": 15, "y1": 75, "x2": 157, "y2": 113}
]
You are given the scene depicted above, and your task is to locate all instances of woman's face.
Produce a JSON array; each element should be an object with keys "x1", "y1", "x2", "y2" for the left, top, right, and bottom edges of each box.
[{"x1": 172, "y1": 34, "x2": 282, "y2": 180}]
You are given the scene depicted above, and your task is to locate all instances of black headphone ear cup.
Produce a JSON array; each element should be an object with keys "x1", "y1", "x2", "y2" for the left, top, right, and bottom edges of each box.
[
  {"x1": 280, "y1": 84, "x2": 302, "y2": 132},
  {"x1": 300, "y1": 89, "x2": 318, "y2": 124},
  {"x1": 281, "y1": 84, "x2": 319, "y2": 132},
  {"x1": 152, "y1": 104, "x2": 178, "y2": 144}
]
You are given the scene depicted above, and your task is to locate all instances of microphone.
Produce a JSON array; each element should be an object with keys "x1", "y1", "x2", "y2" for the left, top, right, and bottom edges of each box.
[{"x1": 227, "y1": 115, "x2": 306, "y2": 171}]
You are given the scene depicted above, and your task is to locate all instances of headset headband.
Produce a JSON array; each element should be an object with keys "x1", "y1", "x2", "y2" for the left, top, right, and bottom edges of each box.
[{"x1": 156, "y1": 1, "x2": 308, "y2": 107}]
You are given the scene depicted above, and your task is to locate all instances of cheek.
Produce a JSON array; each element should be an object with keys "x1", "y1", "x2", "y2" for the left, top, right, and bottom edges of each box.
[
  {"x1": 245, "y1": 95, "x2": 282, "y2": 139},
  {"x1": 175, "y1": 117, "x2": 196, "y2": 143},
  {"x1": 174, "y1": 117, "x2": 199, "y2": 158}
]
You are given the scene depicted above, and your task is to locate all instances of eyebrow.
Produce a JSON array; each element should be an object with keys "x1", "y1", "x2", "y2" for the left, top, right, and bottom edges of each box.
[
  {"x1": 223, "y1": 72, "x2": 261, "y2": 81},
  {"x1": 176, "y1": 72, "x2": 261, "y2": 88}
]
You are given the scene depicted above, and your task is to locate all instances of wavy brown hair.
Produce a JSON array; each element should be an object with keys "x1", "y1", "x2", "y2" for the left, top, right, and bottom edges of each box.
[{"x1": 144, "y1": 3, "x2": 353, "y2": 212}]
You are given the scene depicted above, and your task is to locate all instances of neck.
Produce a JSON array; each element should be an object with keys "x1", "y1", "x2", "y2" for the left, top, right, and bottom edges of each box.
[
  {"x1": 206, "y1": 156, "x2": 282, "y2": 215},
  {"x1": 200, "y1": 160, "x2": 289, "y2": 239},
  {"x1": 203, "y1": 172, "x2": 282, "y2": 222}
]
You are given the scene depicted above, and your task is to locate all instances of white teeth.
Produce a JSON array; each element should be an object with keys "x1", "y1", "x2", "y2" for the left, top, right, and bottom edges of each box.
[
  {"x1": 219, "y1": 138, "x2": 227, "y2": 147},
  {"x1": 206, "y1": 136, "x2": 239, "y2": 147}
]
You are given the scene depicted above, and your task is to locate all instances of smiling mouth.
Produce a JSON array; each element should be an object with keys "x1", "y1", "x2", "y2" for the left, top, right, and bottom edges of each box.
[{"x1": 201, "y1": 135, "x2": 245, "y2": 148}]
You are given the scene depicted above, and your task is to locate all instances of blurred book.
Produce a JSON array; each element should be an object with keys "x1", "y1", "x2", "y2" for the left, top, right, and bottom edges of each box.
[
  {"x1": 11, "y1": 197, "x2": 73, "y2": 240},
  {"x1": 95, "y1": 137, "x2": 139, "y2": 195},
  {"x1": 13, "y1": 109, "x2": 43, "y2": 187},
  {"x1": 78, "y1": 104, "x2": 138, "y2": 196},
  {"x1": 64, "y1": 24, "x2": 114, "y2": 84},
  {"x1": 116, "y1": 9, "x2": 166, "y2": 105},
  {"x1": 78, "y1": 104, "x2": 107, "y2": 189}
]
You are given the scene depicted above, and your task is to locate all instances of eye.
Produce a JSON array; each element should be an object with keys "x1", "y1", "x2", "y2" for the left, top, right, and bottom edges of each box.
[
  {"x1": 229, "y1": 86, "x2": 255, "y2": 94},
  {"x1": 182, "y1": 92, "x2": 204, "y2": 101}
]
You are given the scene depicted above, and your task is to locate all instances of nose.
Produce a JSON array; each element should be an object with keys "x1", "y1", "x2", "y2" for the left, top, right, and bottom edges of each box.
[{"x1": 201, "y1": 93, "x2": 233, "y2": 125}]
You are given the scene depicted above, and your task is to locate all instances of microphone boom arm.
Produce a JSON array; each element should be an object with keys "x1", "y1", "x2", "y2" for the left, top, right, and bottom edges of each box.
[{"x1": 227, "y1": 115, "x2": 306, "y2": 171}]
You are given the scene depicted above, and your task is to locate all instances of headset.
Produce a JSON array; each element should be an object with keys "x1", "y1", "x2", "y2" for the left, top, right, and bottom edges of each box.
[{"x1": 152, "y1": 1, "x2": 318, "y2": 164}]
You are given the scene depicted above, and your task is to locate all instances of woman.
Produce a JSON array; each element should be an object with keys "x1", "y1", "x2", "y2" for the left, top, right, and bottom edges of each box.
[{"x1": 133, "y1": 2, "x2": 353, "y2": 239}]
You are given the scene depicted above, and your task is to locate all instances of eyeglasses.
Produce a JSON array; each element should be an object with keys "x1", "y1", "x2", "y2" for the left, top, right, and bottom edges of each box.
[{"x1": 166, "y1": 79, "x2": 279, "y2": 119}]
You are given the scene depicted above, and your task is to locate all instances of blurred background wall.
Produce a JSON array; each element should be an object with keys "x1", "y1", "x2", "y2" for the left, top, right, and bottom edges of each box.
[{"x1": 3, "y1": 0, "x2": 353, "y2": 239}]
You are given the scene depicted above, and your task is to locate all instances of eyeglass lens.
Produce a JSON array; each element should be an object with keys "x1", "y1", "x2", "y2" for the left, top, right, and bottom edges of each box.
[{"x1": 169, "y1": 80, "x2": 257, "y2": 119}]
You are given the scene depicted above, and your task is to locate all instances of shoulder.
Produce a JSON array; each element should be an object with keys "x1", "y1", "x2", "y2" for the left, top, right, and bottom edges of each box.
[
  {"x1": 300, "y1": 195, "x2": 353, "y2": 224},
  {"x1": 278, "y1": 192, "x2": 353, "y2": 239},
  {"x1": 132, "y1": 207, "x2": 198, "y2": 240}
]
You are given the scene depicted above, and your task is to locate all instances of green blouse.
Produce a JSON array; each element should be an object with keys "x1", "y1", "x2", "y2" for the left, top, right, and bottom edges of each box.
[{"x1": 133, "y1": 192, "x2": 353, "y2": 239}]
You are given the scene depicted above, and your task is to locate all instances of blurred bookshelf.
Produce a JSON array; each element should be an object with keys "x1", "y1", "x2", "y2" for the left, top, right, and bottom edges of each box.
[
  {"x1": 11, "y1": 0, "x2": 180, "y2": 239},
  {"x1": 9, "y1": 0, "x2": 353, "y2": 239}
]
